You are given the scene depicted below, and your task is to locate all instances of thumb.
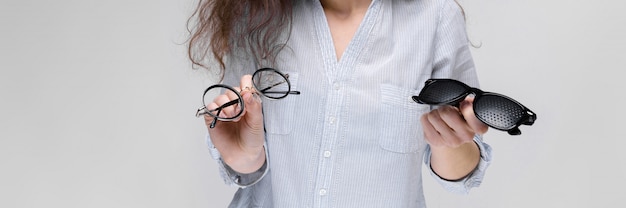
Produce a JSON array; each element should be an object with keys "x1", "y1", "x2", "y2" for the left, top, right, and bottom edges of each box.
[
  {"x1": 241, "y1": 91, "x2": 264, "y2": 128},
  {"x1": 459, "y1": 97, "x2": 489, "y2": 135}
]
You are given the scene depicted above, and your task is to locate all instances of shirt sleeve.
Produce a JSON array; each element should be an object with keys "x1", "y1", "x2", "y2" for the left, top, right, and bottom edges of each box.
[
  {"x1": 423, "y1": 135, "x2": 493, "y2": 194},
  {"x1": 206, "y1": 134, "x2": 269, "y2": 188},
  {"x1": 431, "y1": 0, "x2": 479, "y2": 88},
  {"x1": 423, "y1": 0, "x2": 493, "y2": 194}
]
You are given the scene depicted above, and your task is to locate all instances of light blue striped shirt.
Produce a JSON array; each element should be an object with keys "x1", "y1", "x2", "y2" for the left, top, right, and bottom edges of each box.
[{"x1": 206, "y1": 0, "x2": 493, "y2": 207}]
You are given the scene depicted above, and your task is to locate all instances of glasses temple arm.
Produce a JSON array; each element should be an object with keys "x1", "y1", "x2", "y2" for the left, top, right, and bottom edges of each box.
[
  {"x1": 522, "y1": 110, "x2": 537, "y2": 125},
  {"x1": 209, "y1": 109, "x2": 221, "y2": 129},
  {"x1": 261, "y1": 90, "x2": 301, "y2": 95}
]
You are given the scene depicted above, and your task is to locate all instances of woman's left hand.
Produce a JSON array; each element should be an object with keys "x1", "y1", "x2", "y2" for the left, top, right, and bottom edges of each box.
[
  {"x1": 421, "y1": 96, "x2": 488, "y2": 149},
  {"x1": 421, "y1": 96, "x2": 488, "y2": 180}
]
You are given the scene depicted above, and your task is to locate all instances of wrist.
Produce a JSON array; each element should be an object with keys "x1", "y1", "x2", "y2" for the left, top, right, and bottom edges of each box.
[
  {"x1": 222, "y1": 146, "x2": 266, "y2": 174},
  {"x1": 430, "y1": 141, "x2": 480, "y2": 180}
]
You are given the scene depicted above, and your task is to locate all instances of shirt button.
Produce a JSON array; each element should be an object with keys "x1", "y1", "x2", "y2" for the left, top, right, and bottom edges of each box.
[
  {"x1": 319, "y1": 189, "x2": 327, "y2": 196},
  {"x1": 323, "y1": 151, "x2": 332, "y2": 158},
  {"x1": 333, "y1": 83, "x2": 340, "y2": 90},
  {"x1": 328, "y1": 116, "x2": 336, "y2": 124}
]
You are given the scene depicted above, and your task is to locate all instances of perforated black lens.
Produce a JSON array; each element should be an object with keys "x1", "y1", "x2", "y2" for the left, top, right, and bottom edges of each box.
[
  {"x1": 473, "y1": 94, "x2": 526, "y2": 130},
  {"x1": 416, "y1": 79, "x2": 469, "y2": 104}
]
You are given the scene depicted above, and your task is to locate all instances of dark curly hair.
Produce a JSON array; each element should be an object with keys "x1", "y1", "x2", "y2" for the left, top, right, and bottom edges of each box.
[{"x1": 186, "y1": 0, "x2": 293, "y2": 81}]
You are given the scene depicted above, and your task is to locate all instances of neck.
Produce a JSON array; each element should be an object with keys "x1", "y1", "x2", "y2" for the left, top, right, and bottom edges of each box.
[{"x1": 320, "y1": 0, "x2": 372, "y2": 17}]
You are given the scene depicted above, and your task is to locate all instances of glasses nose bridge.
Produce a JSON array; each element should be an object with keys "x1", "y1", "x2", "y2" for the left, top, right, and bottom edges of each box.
[
  {"x1": 451, "y1": 88, "x2": 475, "y2": 104},
  {"x1": 468, "y1": 87, "x2": 484, "y2": 96}
]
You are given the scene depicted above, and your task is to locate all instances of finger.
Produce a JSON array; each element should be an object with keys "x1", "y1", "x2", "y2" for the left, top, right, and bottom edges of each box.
[
  {"x1": 425, "y1": 108, "x2": 461, "y2": 147},
  {"x1": 223, "y1": 87, "x2": 244, "y2": 121},
  {"x1": 240, "y1": 74, "x2": 255, "y2": 93},
  {"x1": 240, "y1": 90, "x2": 264, "y2": 129},
  {"x1": 225, "y1": 87, "x2": 240, "y2": 100},
  {"x1": 204, "y1": 102, "x2": 220, "y2": 125},
  {"x1": 211, "y1": 94, "x2": 230, "y2": 118},
  {"x1": 238, "y1": 74, "x2": 262, "y2": 124},
  {"x1": 459, "y1": 97, "x2": 489, "y2": 135},
  {"x1": 213, "y1": 94, "x2": 240, "y2": 119},
  {"x1": 437, "y1": 105, "x2": 475, "y2": 143},
  {"x1": 420, "y1": 113, "x2": 444, "y2": 147}
]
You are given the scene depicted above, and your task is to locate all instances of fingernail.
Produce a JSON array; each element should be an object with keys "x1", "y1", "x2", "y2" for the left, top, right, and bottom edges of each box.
[
  {"x1": 243, "y1": 92, "x2": 252, "y2": 103},
  {"x1": 252, "y1": 93, "x2": 262, "y2": 104}
]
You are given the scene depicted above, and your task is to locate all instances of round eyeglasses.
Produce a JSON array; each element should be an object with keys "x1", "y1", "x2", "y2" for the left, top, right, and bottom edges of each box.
[{"x1": 196, "y1": 68, "x2": 301, "y2": 128}]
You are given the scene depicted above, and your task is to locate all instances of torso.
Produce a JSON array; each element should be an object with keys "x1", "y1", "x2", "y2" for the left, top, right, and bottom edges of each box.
[{"x1": 225, "y1": 0, "x2": 481, "y2": 207}]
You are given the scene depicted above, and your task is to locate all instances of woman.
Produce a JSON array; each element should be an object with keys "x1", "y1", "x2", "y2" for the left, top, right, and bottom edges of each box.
[{"x1": 187, "y1": 0, "x2": 492, "y2": 207}]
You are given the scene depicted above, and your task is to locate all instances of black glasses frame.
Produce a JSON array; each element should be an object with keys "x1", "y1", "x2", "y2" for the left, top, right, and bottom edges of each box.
[
  {"x1": 196, "y1": 68, "x2": 300, "y2": 128},
  {"x1": 412, "y1": 79, "x2": 536, "y2": 135}
]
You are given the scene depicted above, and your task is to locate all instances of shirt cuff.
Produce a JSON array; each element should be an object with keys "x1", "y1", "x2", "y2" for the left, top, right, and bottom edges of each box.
[
  {"x1": 206, "y1": 134, "x2": 269, "y2": 188},
  {"x1": 424, "y1": 134, "x2": 493, "y2": 194}
]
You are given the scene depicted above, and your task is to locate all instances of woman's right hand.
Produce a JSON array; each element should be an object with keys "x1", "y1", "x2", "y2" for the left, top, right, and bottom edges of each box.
[{"x1": 204, "y1": 75, "x2": 266, "y2": 174}]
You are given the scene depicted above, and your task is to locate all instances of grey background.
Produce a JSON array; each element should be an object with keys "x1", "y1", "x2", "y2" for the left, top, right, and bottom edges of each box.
[{"x1": 1, "y1": 0, "x2": 624, "y2": 207}]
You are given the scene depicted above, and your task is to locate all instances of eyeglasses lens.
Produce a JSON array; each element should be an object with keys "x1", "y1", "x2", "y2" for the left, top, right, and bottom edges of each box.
[
  {"x1": 253, "y1": 69, "x2": 290, "y2": 99},
  {"x1": 473, "y1": 95, "x2": 526, "y2": 130},
  {"x1": 203, "y1": 86, "x2": 244, "y2": 120},
  {"x1": 418, "y1": 80, "x2": 469, "y2": 104}
]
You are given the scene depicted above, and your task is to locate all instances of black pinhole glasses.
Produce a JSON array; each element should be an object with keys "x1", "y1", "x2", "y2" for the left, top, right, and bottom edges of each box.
[
  {"x1": 412, "y1": 79, "x2": 536, "y2": 135},
  {"x1": 196, "y1": 68, "x2": 300, "y2": 128}
]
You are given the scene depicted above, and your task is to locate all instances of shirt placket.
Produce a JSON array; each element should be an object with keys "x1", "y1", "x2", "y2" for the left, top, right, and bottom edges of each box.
[
  {"x1": 311, "y1": 1, "x2": 381, "y2": 207},
  {"x1": 315, "y1": 77, "x2": 344, "y2": 207}
]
